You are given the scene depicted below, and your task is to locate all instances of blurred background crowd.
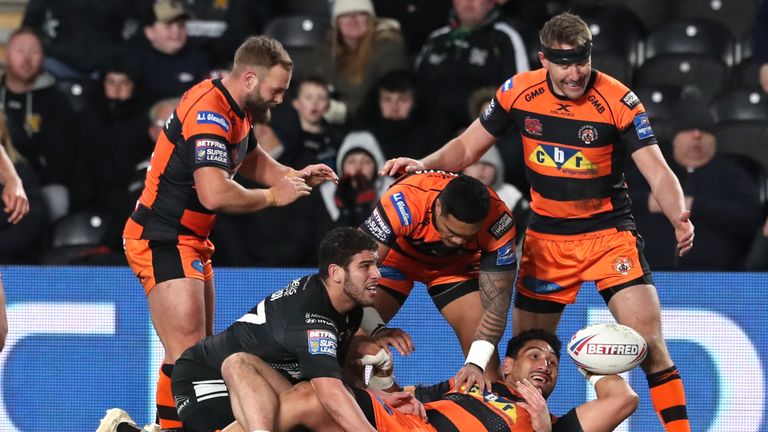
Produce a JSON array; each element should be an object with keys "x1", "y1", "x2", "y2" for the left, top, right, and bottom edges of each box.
[{"x1": 0, "y1": 0, "x2": 767, "y2": 271}]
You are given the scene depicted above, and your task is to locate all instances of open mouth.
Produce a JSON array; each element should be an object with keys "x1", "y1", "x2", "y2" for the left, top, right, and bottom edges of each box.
[
  {"x1": 530, "y1": 373, "x2": 549, "y2": 385},
  {"x1": 365, "y1": 284, "x2": 377, "y2": 294}
]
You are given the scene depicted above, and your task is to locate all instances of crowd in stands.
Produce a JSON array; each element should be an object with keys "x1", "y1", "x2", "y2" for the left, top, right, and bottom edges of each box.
[{"x1": 1, "y1": 0, "x2": 767, "y2": 271}]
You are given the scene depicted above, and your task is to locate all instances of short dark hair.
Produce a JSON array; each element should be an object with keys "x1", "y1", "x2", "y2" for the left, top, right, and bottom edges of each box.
[
  {"x1": 7, "y1": 27, "x2": 41, "y2": 47},
  {"x1": 294, "y1": 76, "x2": 330, "y2": 98},
  {"x1": 318, "y1": 227, "x2": 377, "y2": 278},
  {"x1": 378, "y1": 69, "x2": 416, "y2": 93},
  {"x1": 505, "y1": 329, "x2": 562, "y2": 360},
  {"x1": 438, "y1": 175, "x2": 490, "y2": 224},
  {"x1": 233, "y1": 35, "x2": 293, "y2": 74}
]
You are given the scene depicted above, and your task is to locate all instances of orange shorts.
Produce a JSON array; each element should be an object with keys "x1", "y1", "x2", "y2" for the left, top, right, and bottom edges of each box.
[
  {"x1": 516, "y1": 228, "x2": 652, "y2": 306},
  {"x1": 353, "y1": 388, "x2": 435, "y2": 432},
  {"x1": 379, "y1": 249, "x2": 479, "y2": 307},
  {"x1": 124, "y1": 236, "x2": 215, "y2": 295}
]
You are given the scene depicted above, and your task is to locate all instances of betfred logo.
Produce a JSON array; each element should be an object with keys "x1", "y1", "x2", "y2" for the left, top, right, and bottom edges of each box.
[{"x1": 586, "y1": 343, "x2": 640, "y2": 355}]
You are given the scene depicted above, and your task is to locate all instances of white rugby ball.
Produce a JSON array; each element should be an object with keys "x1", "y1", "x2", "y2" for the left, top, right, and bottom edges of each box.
[{"x1": 567, "y1": 323, "x2": 647, "y2": 374}]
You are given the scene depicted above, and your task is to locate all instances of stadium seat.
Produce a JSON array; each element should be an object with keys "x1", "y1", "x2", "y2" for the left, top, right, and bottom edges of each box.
[
  {"x1": 633, "y1": 86, "x2": 683, "y2": 146},
  {"x1": 731, "y1": 57, "x2": 761, "y2": 90},
  {"x1": 635, "y1": 54, "x2": 729, "y2": 103},
  {"x1": 711, "y1": 89, "x2": 768, "y2": 123},
  {"x1": 574, "y1": 5, "x2": 646, "y2": 84},
  {"x1": 721, "y1": 153, "x2": 768, "y2": 207},
  {"x1": 264, "y1": 15, "x2": 330, "y2": 79},
  {"x1": 55, "y1": 79, "x2": 96, "y2": 113},
  {"x1": 571, "y1": 0, "x2": 671, "y2": 31},
  {"x1": 644, "y1": 19, "x2": 736, "y2": 66},
  {"x1": 50, "y1": 211, "x2": 109, "y2": 248},
  {"x1": 716, "y1": 123, "x2": 768, "y2": 171},
  {"x1": 671, "y1": 0, "x2": 757, "y2": 39},
  {"x1": 285, "y1": 0, "x2": 332, "y2": 18}
]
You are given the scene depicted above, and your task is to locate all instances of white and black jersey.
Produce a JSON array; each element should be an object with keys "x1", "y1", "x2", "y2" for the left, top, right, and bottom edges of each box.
[{"x1": 180, "y1": 274, "x2": 362, "y2": 381}]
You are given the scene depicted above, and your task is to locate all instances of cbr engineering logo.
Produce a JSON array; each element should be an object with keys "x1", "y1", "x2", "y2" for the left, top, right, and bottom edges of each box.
[{"x1": 529, "y1": 144, "x2": 598, "y2": 176}]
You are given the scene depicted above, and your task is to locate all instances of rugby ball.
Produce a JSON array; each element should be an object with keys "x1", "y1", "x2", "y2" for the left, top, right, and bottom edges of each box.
[{"x1": 567, "y1": 323, "x2": 647, "y2": 374}]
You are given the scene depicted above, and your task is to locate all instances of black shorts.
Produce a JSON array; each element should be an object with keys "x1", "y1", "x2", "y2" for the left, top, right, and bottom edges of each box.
[{"x1": 171, "y1": 356, "x2": 234, "y2": 432}]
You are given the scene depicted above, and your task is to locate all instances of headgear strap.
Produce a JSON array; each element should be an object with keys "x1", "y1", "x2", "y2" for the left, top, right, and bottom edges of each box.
[{"x1": 541, "y1": 42, "x2": 592, "y2": 65}]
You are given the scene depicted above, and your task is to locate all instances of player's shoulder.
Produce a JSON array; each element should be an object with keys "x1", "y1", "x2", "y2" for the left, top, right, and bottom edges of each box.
[
  {"x1": 592, "y1": 71, "x2": 641, "y2": 109},
  {"x1": 390, "y1": 170, "x2": 458, "y2": 191},
  {"x1": 178, "y1": 80, "x2": 232, "y2": 125},
  {"x1": 495, "y1": 69, "x2": 547, "y2": 105}
]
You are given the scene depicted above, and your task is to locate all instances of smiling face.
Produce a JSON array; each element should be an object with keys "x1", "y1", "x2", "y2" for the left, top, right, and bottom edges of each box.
[
  {"x1": 340, "y1": 249, "x2": 380, "y2": 307},
  {"x1": 503, "y1": 339, "x2": 559, "y2": 398},
  {"x1": 539, "y1": 44, "x2": 592, "y2": 100}
]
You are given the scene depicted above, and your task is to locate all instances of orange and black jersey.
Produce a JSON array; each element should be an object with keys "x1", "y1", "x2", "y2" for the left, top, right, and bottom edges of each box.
[
  {"x1": 413, "y1": 380, "x2": 581, "y2": 432},
  {"x1": 124, "y1": 79, "x2": 254, "y2": 240},
  {"x1": 360, "y1": 170, "x2": 517, "y2": 272},
  {"x1": 480, "y1": 68, "x2": 657, "y2": 235}
]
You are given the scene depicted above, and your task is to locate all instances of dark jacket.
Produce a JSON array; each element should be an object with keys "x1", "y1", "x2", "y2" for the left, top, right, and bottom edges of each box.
[{"x1": 0, "y1": 162, "x2": 49, "y2": 263}]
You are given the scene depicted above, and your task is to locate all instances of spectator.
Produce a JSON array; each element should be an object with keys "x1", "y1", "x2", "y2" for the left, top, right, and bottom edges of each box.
[
  {"x1": 22, "y1": 0, "x2": 135, "y2": 79},
  {"x1": 630, "y1": 105, "x2": 764, "y2": 270},
  {"x1": 310, "y1": 0, "x2": 408, "y2": 124},
  {"x1": 353, "y1": 69, "x2": 452, "y2": 160},
  {"x1": 415, "y1": 0, "x2": 530, "y2": 129},
  {"x1": 257, "y1": 76, "x2": 344, "y2": 170},
  {"x1": 135, "y1": 0, "x2": 211, "y2": 101},
  {"x1": 0, "y1": 27, "x2": 78, "y2": 221},
  {"x1": 0, "y1": 112, "x2": 47, "y2": 263},
  {"x1": 74, "y1": 61, "x2": 152, "y2": 250},
  {"x1": 319, "y1": 130, "x2": 393, "y2": 227}
]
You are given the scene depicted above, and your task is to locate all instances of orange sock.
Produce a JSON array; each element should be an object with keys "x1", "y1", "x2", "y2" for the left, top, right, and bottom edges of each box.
[
  {"x1": 157, "y1": 363, "x2": 184, "y2": 430},
  {"x1": 647, "y1": 366, "x2": 690, "y2": 432}
]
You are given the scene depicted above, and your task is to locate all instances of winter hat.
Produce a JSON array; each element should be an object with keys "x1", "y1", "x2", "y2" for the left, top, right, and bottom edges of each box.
[{"x1": 332, "y1": 0, "x2": 376, "y2": 23}]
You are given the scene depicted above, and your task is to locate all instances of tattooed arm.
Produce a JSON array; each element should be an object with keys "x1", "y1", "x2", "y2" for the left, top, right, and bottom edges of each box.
[{"x1": 453, "y1": 268, "x2": 516, "y2": 392}]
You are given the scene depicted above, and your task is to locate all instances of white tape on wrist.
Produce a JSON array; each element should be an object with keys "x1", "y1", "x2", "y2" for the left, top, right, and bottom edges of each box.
[
  {"x1": 588, "y1": 374, "x2": 607, "y2": 386},
  {"x1": 368, "y1": 374, "x2": 396, "y2": 390},
  {"x1": 360, "y1": 307, "x2": 388, "y2": 336},
  {"x1": 360, "y1": 348, "x2": 393, "y2": 371},
  {"x1": 464, "y1": 340, "x2": 495, "y2": 371}
]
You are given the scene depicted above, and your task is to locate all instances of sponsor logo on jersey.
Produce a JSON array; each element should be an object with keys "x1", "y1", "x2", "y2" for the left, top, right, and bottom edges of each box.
[
  {"x1": 523, "y1": 276, "x2": 563, "y2": 294},
  {"x1": 502, "y1": 78, "x2": 513, "y2": 92},
  {"x1": 363, "y1": 208, "x2": 393, "y2": 243},
  {"x1": 488, "y1": 213, "x2": 514, "y2": 239},
  {"x1": 525, "y1": 87, "x2": 545, "y2": 102},
  {"x1": 587, "y1": 95, "x2": 606, "y2": 114},
  {"x1": 191, "y1": 259, "x2": 204, "y2": 273},
  {"x1": 495, "y1": 241, "x2": 517, "y2": 266},
  {"x1": 621, "y1": 90, "x2": 640, "y2": 109},
  {"x1": 196, "y1": 110, "x2": 230, "y2": 132},
  {"x1": 307, "y1": 329, "x2": 337, "y2": 357},
  {"x1": 195, "y1": 139, "x2": 229, "y2": 164},
  {"x1": 483, "y1": 98, "x2": 495, "y2": 120},
  {"x1": 551, "y1": 103, "x2": 575, "y2": 117},
  {"x1": 390, "y1": 192, "x2": 412, "y2": 226},
  {"x1": 524, "y1": 117, "x2": 543, "y2": 136},
  {"x1": 633, "y1": 113, "x2": 654, "y2": 140},
  {"x1": 578, "y1": 125, "x2": 598, "y2": 145},
  {"x1": 529, "y1": 144, "x2": 598, "y2": 175},
  {"x1": 613, "y1": 256, "x2": 632, "y2": 275}
]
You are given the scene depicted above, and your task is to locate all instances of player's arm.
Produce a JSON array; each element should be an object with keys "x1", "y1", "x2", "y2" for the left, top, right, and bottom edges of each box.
[
  {"x1": 631, "y1": 145, "x2": 694, "y2": 256},
  {"x1": 239, "y1": 143, "x2": 337, "y2": 187},
  {"x1": 194, "y1": 164, "x2": 310, "y2": 213},
  {"x1": 0, "y1": 144, "x2": 28, "y2": 224},
  {"x1": 310, "y1": 377, "x2": 376, "y2": 432},
  {"x1": 568, "y1": 374, "x2": 639, "y2": 432}
]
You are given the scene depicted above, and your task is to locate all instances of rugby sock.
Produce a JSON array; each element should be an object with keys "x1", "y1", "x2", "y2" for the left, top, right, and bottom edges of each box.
[
  {"x1": 157, "y1": 363, "x2": 183, "y2": 430},
  {"x1": 647, "y1": 365, "x2": 690, "y2": 432},
  {"x1": 116, "y1": 425, "x2": 140, "y2": 432}
]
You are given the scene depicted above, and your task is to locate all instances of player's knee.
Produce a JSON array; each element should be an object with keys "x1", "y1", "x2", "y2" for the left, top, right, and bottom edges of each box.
[{"x1": 220, "y1": 352, "x2": 255, "y2": 382}]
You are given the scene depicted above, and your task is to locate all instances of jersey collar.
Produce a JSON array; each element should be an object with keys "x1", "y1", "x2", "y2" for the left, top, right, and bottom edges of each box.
[{"x1": 212, "y1": 78, "x2": 246, "y2": 119}]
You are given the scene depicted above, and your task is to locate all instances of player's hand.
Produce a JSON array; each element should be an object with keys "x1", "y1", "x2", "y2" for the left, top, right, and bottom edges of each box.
[
  {"x1": 675, "y1": 210, "x2": 694, "y2": 257},
  {"x1": 2, "y1": 178, "x2": 29, "y2": 224},
  {"x1": 372, "y1": 327, "x2": 414, "y2": 356},
  {"x1": 295, "y1": 163, "x2": 338, "y2": 186},
  {"x1": 380, "y1": 157, "x2": 424, "y2": 177},
  {"x1": 454, "y1": 363, "x2": 491, "y2": 393},
  {"x1": 371, "y1": 389, "x2": 427, "y2": 421},
  {"x1": 268, "y1": 176, "x2": 311, "y2": 206},
  {"x1": 514, "y1": 378, "x2": 551, "y2": 432}
]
